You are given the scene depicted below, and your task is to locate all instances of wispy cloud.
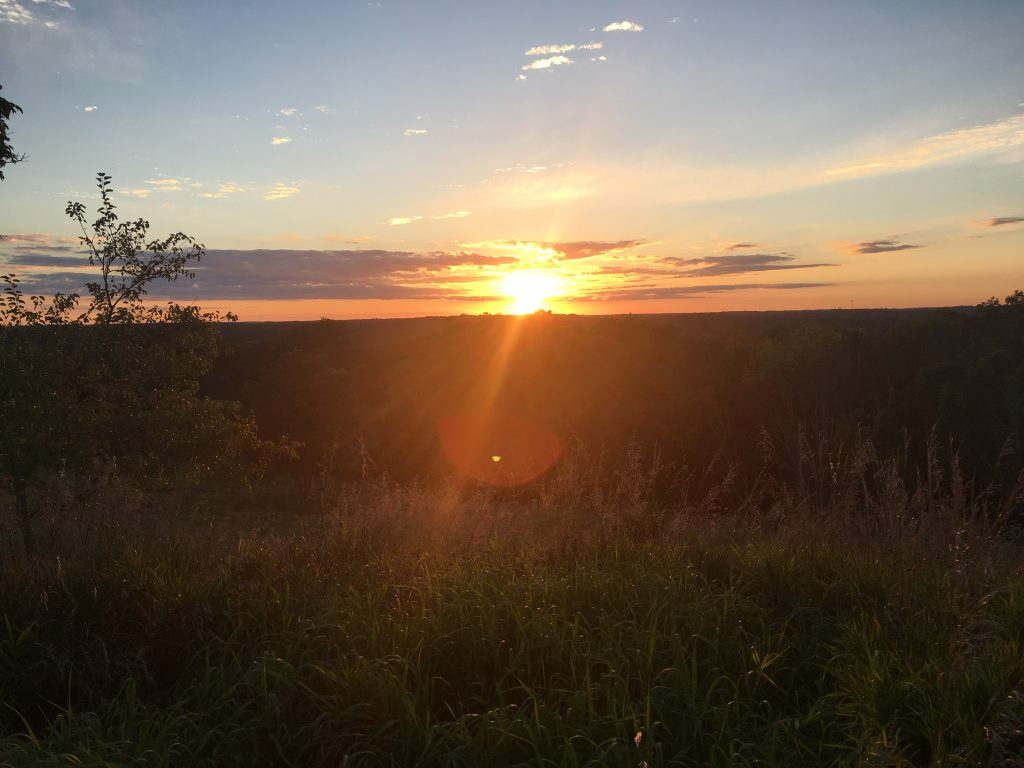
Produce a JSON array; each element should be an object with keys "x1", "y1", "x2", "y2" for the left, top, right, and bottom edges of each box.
[
  {"x1": 549, "y1": 239, "x2": 647, "y2": 260},
  {"x1": 522, "y1": 55, "x2": 573, "y2": 71},
  {"x1": 403, "y1": 128, "x2": 427, "y2": 136},
  {"x1": 200, "y1": 182, "x2": 245, "y2": 199},
  {"x1": 389, "y1": 210, "x2": 470, "y2": 224},
  {"x1": 496, "y1": 164, "x2": 548, "y2": 174},
  {"x1": 314, "y1": 104, "x2": 335, "y2": 114},
  {"x1": 0, "y1": 0, "x2": 71, "y2": 27},
  {"x1": 672, "y1": 253, "x2": 835, "y2": 276},
  {"x1": 525, "y1": 41, "x2": 602, "y2": 57},
  {"x1": 0, "y1": 233, "x2": 54, "y2": 245},
  {"x1": 277, "y1": 107, "x2": 299, "y2": 117},
  {"x1": 726, "y1": 242, "x2": 760, "y2": 250},
  {"x1": 525, "y1": 43, "x2": 576, "y2": 56},
  {"x1": 984, "y1": 215, "x2": 1024, "y2": 227},
  {"x1": 467, "y1": 239, "x2": 647, "y2": 261},
  {"x1": 144, "y1": 178, "x2": 183, "y2": 192},
  {"x1": 264, "y1": 184, "x2": 299, "y2": 201},
  {"x1": 846, "y1": 239, "x2": 922, "y2": 254},
  {"x1": 82, "y1": 105, "x2": 98, "y2": 112},
  {"x1": 603, "y1": 20, "x2": 644, "y2": 32},
  {"x1": 0, "y1": 0, "x2": 33, "y2": 24},
  {"x1": 826, "y1": 114, "x2": 1024, "y2": 178},
  {"x1": 270, "y1": 136, "x2": 292, "y2": 146}
]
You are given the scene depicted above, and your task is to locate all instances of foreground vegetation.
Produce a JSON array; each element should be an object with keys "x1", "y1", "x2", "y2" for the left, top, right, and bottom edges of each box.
[
  {"x1": 2, "y1": 177, "x2": 1022, "y2": 764},
  {"x1": 1, "y1": 439, "x2": 1022, "y2": 767}
]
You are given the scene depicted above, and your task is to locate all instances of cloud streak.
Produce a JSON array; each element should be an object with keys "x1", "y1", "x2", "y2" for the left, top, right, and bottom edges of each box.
[
  {"x1": 578, "y1": 283, "x2": 831, "y2": 302},
  {"x1": 670, "y1": 253, "x2": 835, "y2": 276},
  {"x1": 548, "y1": 239, "x2": 648, "y2": 260},
  {"x1": 5, "y1": 248, "x2": 524, "y2": 301},
  {"x1": 264, "y1": 184, "x2": 299, "y2": 201},
  {"x1": 847, "y1": 239, "x2": 922, "y2": 254},
  {"x1": 985, "y1": 215, "x2": 1024, "y2": 227},
  {"x1": 0, "y1": 233, "x2": 55, "y2": 245},
  {"x1": 3, "y1": 235, "x2": 841, "y2": 307},
  {"x1": 3, "y1": 251, "x2": 90, "y2": 268},
  {"x1": 200, "y1": 182, "x2": 245, "y2": 199},
  {"x1": 522, "y1": 55, "x2": 573, "y2": 71},
  {"x1": 466, "y1": 239, "x2": 648, "y2": 261},
  {"x1": 826, "y1": 114, "x2": 1024, "y2": 178},
  {"x1": 525, "y1": 43, "x2": 576, "y2": 56},
  {"x1": 524, "y1": 42, "x2": 603, "y2": 56},
  {"x1": 145, "y1": 178, "x2": 183, "y2": 192}
]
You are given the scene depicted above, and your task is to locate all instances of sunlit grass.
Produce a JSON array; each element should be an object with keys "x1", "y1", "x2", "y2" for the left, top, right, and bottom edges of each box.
[{"x1": 1, "y1": 440, "x2": 1022, "y2": 766}]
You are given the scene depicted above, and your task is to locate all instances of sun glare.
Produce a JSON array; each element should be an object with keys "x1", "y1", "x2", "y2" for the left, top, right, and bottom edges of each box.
[{"x1": 500, "y1": 270, "x2": 563, "y2": 314}]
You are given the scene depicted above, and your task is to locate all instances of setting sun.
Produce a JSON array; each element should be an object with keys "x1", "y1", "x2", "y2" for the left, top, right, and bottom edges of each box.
[{"x1": 500, "y1": 270, "x2": 564, "y2": 314}]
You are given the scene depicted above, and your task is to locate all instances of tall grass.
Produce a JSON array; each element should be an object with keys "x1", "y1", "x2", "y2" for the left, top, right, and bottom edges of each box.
[{"x1": 0, "y1": 432, "x2": 1022, "y2": 766}]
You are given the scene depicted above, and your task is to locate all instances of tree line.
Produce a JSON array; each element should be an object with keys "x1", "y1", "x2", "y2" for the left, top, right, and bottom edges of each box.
[
  {"x1": 2, "y1": 85, "x2": 1022, "y2": 552},
  {"x1": 205, "y1": 300, "x2": 1024, "y2": 506}
]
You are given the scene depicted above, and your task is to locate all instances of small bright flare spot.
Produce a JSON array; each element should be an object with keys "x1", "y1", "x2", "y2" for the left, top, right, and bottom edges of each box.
[
  {"x1": 491, "y1": 455, "x2": 502, "y2": 462},
  {"x1": 500, "y1": 270, "x2": 563, "y2": 314}
]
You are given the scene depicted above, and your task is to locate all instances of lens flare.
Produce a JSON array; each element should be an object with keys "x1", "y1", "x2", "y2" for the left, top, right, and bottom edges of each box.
[{"x1": 439, "y1": 409, "x2": 563, "y2": 486}]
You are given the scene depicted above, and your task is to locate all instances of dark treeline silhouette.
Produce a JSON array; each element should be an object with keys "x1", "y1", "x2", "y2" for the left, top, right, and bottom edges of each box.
[{"x1": 204, "y1": 300, "x2": 1024, "y2": 509}]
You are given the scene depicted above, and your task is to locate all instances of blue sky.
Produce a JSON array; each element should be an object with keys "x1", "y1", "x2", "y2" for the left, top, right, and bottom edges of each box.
[{"x1": 1, "y1": 0, "x2": 1022, "y2": 319}]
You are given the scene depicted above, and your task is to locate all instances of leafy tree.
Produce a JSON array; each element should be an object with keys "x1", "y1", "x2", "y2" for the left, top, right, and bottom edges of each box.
[
  {"x1": 978, "y1": 289, "x2": 1024, "y2": 310},
  {"x1": 64, "y1": 174, "x2": 212, "y2": 324},
  {"x1": 0, "y1": 84, "x2": 26, "y2": 180},
  {"x1": 1, "y1": 174, "x2": 269, "y2": 555}
]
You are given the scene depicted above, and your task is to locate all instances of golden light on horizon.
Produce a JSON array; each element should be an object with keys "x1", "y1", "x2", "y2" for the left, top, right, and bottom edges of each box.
[{"x1": 499, "y1": 269, "x2": 565, "y2": 314}]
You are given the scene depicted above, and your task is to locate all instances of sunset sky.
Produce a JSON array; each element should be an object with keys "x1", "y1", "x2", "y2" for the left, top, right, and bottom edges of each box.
[{"x1": 1, "y1": 0, "x2": 1022, "y2": 320}]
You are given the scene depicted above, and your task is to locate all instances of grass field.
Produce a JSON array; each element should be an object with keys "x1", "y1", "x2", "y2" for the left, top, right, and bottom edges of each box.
[{"x1": 1, "y1": 441, "x2": 1022, "y2": 767}]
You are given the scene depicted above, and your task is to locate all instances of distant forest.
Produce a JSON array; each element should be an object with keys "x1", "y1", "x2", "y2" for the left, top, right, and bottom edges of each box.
[{"x1": 205, "y1": 302, "x2": 1024, "y2": 509}]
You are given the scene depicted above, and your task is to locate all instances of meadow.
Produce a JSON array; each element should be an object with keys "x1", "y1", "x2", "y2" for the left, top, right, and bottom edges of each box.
[{"x1": 1, "y1": 306, "x2": 1023, "y2": 767}]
